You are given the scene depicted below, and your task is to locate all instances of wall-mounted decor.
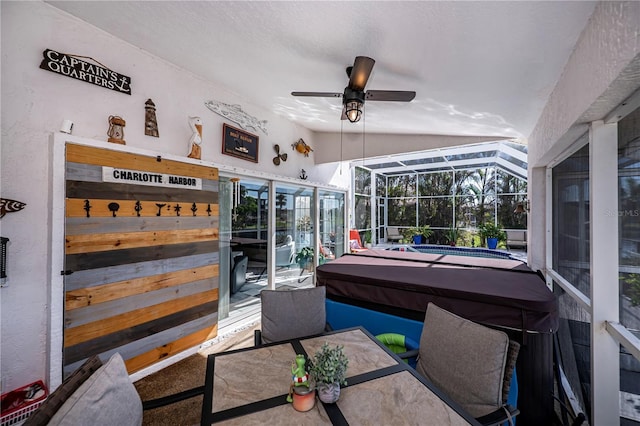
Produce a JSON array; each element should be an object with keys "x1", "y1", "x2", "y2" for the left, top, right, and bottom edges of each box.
[
  {"x1": 222, "y1": 124, "x2": 258, "y2": 163},
  {"x1": 0, "y1": 237, "x2": 8, "y2": 287},
  {"x1": 188, "y1": 117, "x2": 202, "y2": 160},
  {"x1": 107, "y1": 115, "x2": 126, "y2": 145},
  {"x1": 205, "y1": 100, "x2": 268, "y2": 135},
  {"x1": 292, "y1": 138, "x2": 313, "y2": 157},
  {"x1": 299, "y1": 169, "x2": 308, "y2": 180},
  {"x1": 273, "y1": 144, "x2": 287, "y2": 166},
  {"x1": 0, "y1": 198, "x2": 26, "y2": 218},
  {"x1": 144, "y1": 99, "x2": 159, "y2": 137},
  {"x1": 39, "y1": 49, "x2": 131, "y2": 95},
  {"x1": 62, "y1": 142, "x2": 219, "y2": 375}
]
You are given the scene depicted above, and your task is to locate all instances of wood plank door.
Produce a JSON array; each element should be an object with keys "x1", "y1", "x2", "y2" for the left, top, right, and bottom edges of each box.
[{"x1": 63, "y1": 143, "x2": 219, "y2": 375}]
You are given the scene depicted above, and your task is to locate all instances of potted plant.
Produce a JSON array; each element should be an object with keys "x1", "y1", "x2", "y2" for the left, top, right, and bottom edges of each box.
[
  {"x1": 402, "y1": 225, "x2": 433, "y2": 245},
  {"x1": 295, "y1": 246, "x2": 315, "y2": 270},
  {"x1": 445, "y1": 227, "x2": 459, "y2": 246},
  {"x1": 308, "y1": 343, "x2": 349, "y2": 403},
  {"x1": 363, "y1": 230, "x2": 372, "y2": 248},
  {"x1": 478, "y1": 223, "x2": 506, "y2": 249}
]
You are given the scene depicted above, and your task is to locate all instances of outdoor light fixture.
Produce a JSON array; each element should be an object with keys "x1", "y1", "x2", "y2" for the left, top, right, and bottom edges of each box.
[
  {"x1": 345, "y1": 100, "x2": 363, "y2": 123},
  {"x1": 343, "y1": 88, "x2": 365, "y2": 123},
  {"x1": 514, "y1": 201, "x2": 529, "y2": 214}
]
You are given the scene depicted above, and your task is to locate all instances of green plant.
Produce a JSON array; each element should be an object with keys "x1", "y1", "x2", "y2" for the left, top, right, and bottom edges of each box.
[
  {"x1": 363, "y1": 230, "x2": 372, "y2": 244},
  {"x1": 295, "y1": 246, "x2": 315, "y2": 267},
  {"x1": 477, "y1": 222, "x2": 506, "y2": 241},
  {"x1": 445, "y1": 227, "x2": 459, "y2": 245},
  {"x1": 621, "y1": 273, "x2": 640, "y2": 307},
  {"x1": 401, "y1": 225, "x2": 433, "y2": 241},
  {"x1": 308, "y1": 343, "x2": 349, "y2": 386}
]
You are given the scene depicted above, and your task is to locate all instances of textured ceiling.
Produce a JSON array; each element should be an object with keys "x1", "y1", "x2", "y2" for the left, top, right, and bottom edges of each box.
[{"x1": 47, "y1": 1, "x2": 597, "y2": 139}]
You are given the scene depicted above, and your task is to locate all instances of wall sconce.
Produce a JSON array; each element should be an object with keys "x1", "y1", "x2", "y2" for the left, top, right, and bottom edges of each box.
[{"x1": 1, "y1": 237, "x2": 9, "y2": 287}]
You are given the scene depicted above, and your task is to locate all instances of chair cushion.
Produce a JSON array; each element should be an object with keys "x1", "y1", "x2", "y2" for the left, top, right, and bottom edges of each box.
[
  {"x1": 416, "y1": 303, "x2": 509, "y2": 418},
  {"x1": 260, "y1": 286, "x2": 326, "y2": 344},
  {"x1": 24, "y1": 356, "x2": 103, "y2": 425},
  {"x1": 48, "y1": 353, "x2": 142, "y2": 426}
]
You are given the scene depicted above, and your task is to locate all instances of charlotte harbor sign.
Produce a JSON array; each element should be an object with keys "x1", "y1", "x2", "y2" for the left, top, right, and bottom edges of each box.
[{"x1": 40, "y1": 49, "x2": 131, "y2": 95}]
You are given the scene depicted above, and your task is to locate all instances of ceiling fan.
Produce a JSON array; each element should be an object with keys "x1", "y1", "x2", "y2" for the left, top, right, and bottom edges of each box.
[{"x1": 292, "y1": 56, "x2": 416, "y2": 123}]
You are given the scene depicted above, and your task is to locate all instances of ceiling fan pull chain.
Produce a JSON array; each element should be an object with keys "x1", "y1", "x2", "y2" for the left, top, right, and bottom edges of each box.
[
  {"x1": 362, "y1": 111, "x2": 366, "y2": 167},
  {"x1": 340, "y1": 120, "x2": 343, "y2": 175}
]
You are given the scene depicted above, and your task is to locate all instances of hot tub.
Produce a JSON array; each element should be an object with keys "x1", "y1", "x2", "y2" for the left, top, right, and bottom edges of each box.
[{"x1": 316, "y1": 249, "x2": 558, "y2": 426}]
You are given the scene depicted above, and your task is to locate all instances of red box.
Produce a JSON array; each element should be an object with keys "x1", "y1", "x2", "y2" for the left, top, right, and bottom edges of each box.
[{"x1": 1, "y1": 381, "x2": 48, "y2": 426}]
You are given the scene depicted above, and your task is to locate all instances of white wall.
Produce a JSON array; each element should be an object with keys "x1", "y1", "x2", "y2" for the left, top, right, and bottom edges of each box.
[
  {"x1": 0, "y1": 1, "x2": 345, "y2": 392},
  {"x1": 527, "y1": 1, "x2": 640, "y2": 271}
]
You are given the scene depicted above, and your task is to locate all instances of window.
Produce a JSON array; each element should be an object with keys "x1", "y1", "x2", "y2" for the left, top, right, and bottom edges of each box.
[{"x1": 618, "y1": 106, "x2": 640, "y2": 341}]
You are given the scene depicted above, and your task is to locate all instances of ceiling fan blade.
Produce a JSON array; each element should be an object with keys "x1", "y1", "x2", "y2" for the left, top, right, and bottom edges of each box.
[
  {"x1": 365, "y1": 90, "x2": 416, "y2": 102},
  {"x1": 348, "y1": 56, "x2": 375, "y2": 91},
  {"x1": 291, "y1": 91, "x2": 342, "y2": 98}
]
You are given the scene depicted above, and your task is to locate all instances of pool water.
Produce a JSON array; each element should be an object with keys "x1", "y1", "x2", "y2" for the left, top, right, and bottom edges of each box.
[{"x1": 387, "y1": 244, "x2": 515, "y2": 260}]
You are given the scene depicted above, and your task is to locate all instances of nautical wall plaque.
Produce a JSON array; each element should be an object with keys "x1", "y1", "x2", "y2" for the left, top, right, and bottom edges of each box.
[
  {"x1": 40, "y1": 49, "x2": 132, "y2": 95},
  {"x1": 222, "y1": 124, "x2": 259, "y2": 163},
  {"x1": 102, "y1": 167, "x2": 203, "y2": 190},
  {"x1": 205, "y1": 100, "x2": 268, "y2": 135}
]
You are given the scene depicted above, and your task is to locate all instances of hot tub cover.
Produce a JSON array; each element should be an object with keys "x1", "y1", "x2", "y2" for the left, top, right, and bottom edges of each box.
[{"x1": 316, "y1": 249, "x2": 558, "y2": 333}]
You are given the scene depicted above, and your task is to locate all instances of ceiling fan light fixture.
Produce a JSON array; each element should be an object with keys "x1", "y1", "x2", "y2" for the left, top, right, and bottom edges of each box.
[{"x1": 345, "y1": 100, "x2": 363, "y2": 123}]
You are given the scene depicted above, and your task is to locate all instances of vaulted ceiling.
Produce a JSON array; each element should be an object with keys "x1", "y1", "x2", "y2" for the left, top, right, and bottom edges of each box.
[{"x1": 47, "y1": 1, "x2": 597, "y2": 140}]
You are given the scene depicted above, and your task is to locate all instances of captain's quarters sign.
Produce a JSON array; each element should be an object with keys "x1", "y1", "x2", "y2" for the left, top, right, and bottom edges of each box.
[
  {"x1": 103, "y1": 167, "x2": 202, "y2": 190},
  {"x1": 40, "y1": 49, "x2": 132, "y2": 95}
]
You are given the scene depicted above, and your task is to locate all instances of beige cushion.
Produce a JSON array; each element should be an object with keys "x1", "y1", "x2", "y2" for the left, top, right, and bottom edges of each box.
[
  {"x1": 24, "y1": 356, "x2": 103, "y2": 425},
  {"x1": 416, "y1": 303, "x2": 509, "y2": 418},
  {"x1": 48, "y1": 353, "x2": 142, "y2": 426},
  {"x1": 260, "y1": 287, "x2": 326, "y2": 343}
]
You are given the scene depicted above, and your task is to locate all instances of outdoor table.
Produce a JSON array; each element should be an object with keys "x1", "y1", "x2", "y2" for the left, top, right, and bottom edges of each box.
[{"x1": 201, "y1": 327, "x2": 479, "y2": 425}]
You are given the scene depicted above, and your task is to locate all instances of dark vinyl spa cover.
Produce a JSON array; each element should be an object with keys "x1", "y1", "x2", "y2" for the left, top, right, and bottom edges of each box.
[{"x1": 316, "y1": 249, "x2": 558, "y2": 333}]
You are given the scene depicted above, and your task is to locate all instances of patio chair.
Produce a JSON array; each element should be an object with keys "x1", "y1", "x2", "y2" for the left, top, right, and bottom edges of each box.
[
  {"x1": 230, "y1": 255, "x2": 248, "y2": 294},
  {"x1": 401, "y1": 303, "x2": 520, "y2": 426},
  {"x1": 275, "y1": 235, "x2": 296, "y2": 268},
  {"x1": 254, "y1": 286, "x2": 328, "y2": 345},
  {"x1": 506, "y1": 230, "x2": 527, "y2": 251},
  {"x1": 348, "y1": 229, "x2": 368, "y2": 253},
  {"x1": 386, "y1": 226, "x2": 403, "y2": 243}
]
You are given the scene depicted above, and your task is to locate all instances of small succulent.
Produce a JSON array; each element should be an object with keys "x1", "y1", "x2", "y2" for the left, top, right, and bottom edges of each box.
[{"x1": 308, "y1": 343, "x2": 349, "y2": 386}]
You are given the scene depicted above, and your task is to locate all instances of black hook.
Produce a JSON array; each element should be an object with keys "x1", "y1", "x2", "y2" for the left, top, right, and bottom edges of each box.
[{"x1": 108, "y1": 202, "x2": 120, "y2": 217}]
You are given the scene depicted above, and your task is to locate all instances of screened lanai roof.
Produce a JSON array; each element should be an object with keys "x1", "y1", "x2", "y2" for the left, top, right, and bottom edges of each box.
[{"x1": 355, "y1": 141, "x2": 528, "y2": 180}]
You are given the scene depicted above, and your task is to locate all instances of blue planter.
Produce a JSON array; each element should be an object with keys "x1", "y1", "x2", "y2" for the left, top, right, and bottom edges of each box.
[
  {"x1": 487, "y1": 237, "x2": 498, "y2": 249},
  {"x1": 412, "y1": 235, "x2": 423, "y2": 245}
]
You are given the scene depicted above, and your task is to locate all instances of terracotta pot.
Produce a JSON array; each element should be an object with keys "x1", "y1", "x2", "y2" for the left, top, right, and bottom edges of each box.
[{"x1": 316, "y1": 382, "x2": 340, "y2": 403}]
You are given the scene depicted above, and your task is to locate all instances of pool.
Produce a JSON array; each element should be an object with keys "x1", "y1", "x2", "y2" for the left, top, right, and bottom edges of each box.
[{"x1": 387, "y1": 244, "x2": 516, "y2": 259}]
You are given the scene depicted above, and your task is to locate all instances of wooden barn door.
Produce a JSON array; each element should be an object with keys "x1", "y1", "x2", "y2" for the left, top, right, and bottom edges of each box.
[{"x1": 62, "y1": 143, "x2": 219, "y2": 375}]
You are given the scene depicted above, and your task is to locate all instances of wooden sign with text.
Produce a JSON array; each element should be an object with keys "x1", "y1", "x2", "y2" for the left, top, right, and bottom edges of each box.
[
  {"x1": 40, "y1": 49, "x2": 132, "y2": 95},
  {"x1": 222, "y1": 124, "x2": 259, "y2": 163}
]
